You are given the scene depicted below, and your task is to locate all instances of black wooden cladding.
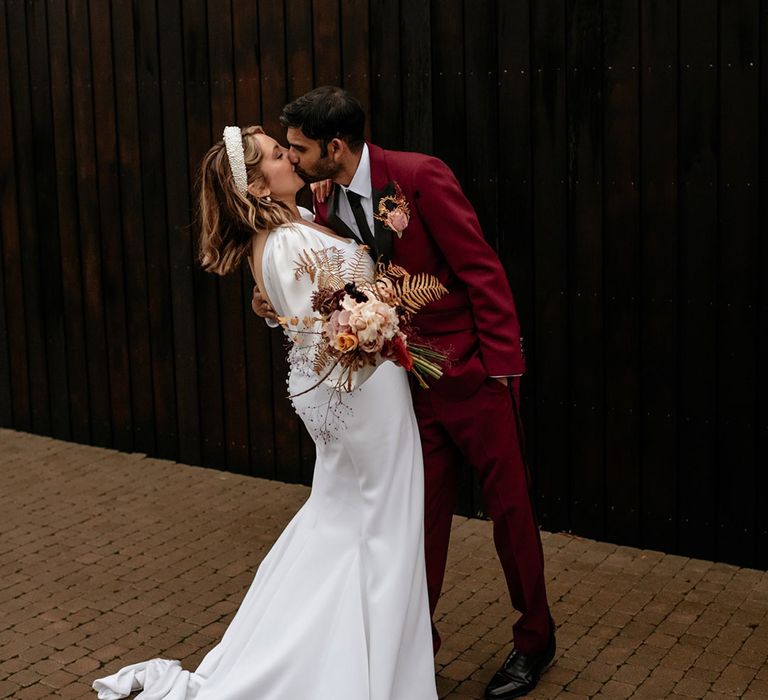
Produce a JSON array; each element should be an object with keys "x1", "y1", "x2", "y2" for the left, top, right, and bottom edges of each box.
[{"x1": 0, "y1": 0, "x2": 765, "y2": 569}]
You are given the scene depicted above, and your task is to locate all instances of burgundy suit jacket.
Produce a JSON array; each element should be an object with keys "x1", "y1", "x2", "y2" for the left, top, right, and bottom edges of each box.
[{"x1": 314, "y1": 143, "x2": 525, "y2": 396}]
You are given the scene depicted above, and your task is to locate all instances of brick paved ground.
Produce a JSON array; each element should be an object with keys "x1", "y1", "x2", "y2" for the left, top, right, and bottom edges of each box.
[{"x1": 1, "y1": 429, "x2": 767, "y2": 699}]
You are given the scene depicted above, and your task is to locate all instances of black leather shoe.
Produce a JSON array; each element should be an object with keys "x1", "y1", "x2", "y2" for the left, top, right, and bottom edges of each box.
[{"x1": 484, "y1": 629, "x2": 556, "y2": 699}]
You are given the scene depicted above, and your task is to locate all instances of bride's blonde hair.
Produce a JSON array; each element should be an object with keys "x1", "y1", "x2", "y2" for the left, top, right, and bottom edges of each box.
[{"x1": 197, "y1": 125, "x2": 294, "y2": 276}]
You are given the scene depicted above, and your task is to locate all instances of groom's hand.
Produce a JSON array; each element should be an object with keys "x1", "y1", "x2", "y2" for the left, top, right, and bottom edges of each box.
[
  {"x1": 493, "y1": 376, "x2": 522, "y2": 404},
  {"x1": 252, "y1": 285, "x2": 277, "y2": 320}
]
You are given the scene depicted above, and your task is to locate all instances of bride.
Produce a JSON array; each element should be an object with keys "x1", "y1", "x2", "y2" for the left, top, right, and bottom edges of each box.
[{"x1": 91, "y1": 125, "x2": 438, "y2": 700}]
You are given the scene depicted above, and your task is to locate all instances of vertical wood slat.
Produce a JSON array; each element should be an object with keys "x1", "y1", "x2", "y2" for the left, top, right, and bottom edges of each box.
[
  {"x1": 7, "y1": 0, "x2": 50, "y2": 435},
  {"x1": 233, "y1": 0, "x2": 264, "y2": 119},
  {"x1": 602, "y1": 0, "x2": 641, "y2": 546},
  {"x1": 285, "y1": 0, "x2": 314, "y2": 103},
  {"x1": 158, "y1": 0, "x2": 201, "y2": 467},
  {"x1": 312, "y1": 0, "x2": 341, "y2": 86},
  {"x1": 0, "y1": 242, "x2": 8, "y2": 426},
  {"x1": 464, "y1": 0, "x2": 498, "y2": 244},
  {"x1": 0, "y1": 115, "x2": 8, "y2": 422},
  {"x1": 639, "y1": 0, "x2": 679, "y2": 553},
  {"x1": 497, "y1": 0, "x2": 536, "y2": 496},
  {"x1": 530, "y1": 0, "x2": 570, "y2": 531},
  {"x1": 184, "y1": 0, "x2": 225, "y2": 467},
  {"x1": 69, "y1": 0, "x2": 112, "y2": 447},
  {"x1": 111, "y1": 0, "x2": 156, "y2": 456},
  {"x1": 232, "y1": 0, "x2": 275, "y2": 479},
  {"x1": 758, "y1": 0, "x2": 768, "y2": 570},
  {"x1": 27, "y1": 1, "x2": 70, "y2": 441},
  {"x1": 208, "y1": 0, "x2": 249, "y2": 473},
  {"x1": 566, "y1": 0, "x2": 605, "y2": 541},
  {"x1": 677, "y1": 0, "x2": 719, "y2": 560},
  {"x1": 400, "y1": 0, "x2": 433, "y2": 153},
  {"x1": 0, "y1": 0, "x2": 30, "y2": 430},
  {"x1": 48, "y1": 0, "x2": 90, "y2": 444},
  {"x1": 429, "y1": 0, "x2": 473, "y2": 515},
  {"x1": 134, "y1": 0, "x2": 177, "y2": 460},
  {"x1": 462, "y1": 0, "x2": 499, "y2": 243},
  {"x1": 90, "y1": 1, "x2": 133, "y2": 452},
  {"x1": 464, "y1": 0, "x2": 499, "y2": 515},
  {"x1": 260, "y1": 0, "x2": 302, "y2": 484},
  {"x1": 68, "y1": 0, "x2": 112, "y2": 445},
  {"x1": 428, "y1": 0, "x2": 464, "y2": 177},
  {"x1": 0, "y1": 0, "x2": 10, "y2": 423},
  {"x1": 716, "y1": 0, "x2": 760, "y2": 564},
  {"x1": 284, "y1": 0, "x2": 317, "y2": 483},
  {"x1": 341, "y1": 0, "x2": 371, "y2": 122},
  {"x1": 369, "y1": 0, "x2": 401, "y2": 148}
]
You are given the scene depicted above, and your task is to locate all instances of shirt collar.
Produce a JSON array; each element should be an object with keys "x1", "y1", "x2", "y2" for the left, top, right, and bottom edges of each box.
[{"x1": 342, "y1": 143, "x2": 372, "y2": 200}]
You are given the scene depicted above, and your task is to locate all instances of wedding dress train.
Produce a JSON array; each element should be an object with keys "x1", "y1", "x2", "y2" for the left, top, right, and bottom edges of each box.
[{"x1": 92, "y1": 222, "x2": 438, "y2": 700}]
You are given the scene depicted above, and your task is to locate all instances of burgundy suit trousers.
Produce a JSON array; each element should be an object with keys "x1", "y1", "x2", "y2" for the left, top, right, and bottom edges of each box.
[{"x1": 412, "y1": 377, "x2": 552, "y2": 656}]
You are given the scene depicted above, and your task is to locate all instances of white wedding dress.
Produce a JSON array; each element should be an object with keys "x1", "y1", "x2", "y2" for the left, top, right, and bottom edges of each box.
[{"x1": 92, "y1": 221, "x2": 438, "y2": 700}]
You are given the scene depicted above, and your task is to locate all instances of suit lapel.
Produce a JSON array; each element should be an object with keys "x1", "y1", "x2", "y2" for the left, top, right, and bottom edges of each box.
[
  {"x1": 368, "y1": 144, "x2": 395, "y2": 265},
  {"x1": 326, "y1": 186, "x2": 362, "y2": 244},
  {"x1": 372, "y1": 181, "x2": 395, "y2": 265}
]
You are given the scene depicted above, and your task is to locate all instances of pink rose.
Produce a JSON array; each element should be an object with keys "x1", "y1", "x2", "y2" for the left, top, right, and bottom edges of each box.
[
  {"x1": 337, "y1": 309, "x2": 351, "y2": 328},
  {"x1": 359, "y1": 334, "x2": 385, "y2": 353},
  {"x1": 386, "y1": 209, "x2": 409, "y2": 235}
]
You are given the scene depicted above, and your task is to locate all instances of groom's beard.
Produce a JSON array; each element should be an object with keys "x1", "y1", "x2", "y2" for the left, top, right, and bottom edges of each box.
[{"x1": 296, "y1": 158, "x2": 339, "y2": 184}]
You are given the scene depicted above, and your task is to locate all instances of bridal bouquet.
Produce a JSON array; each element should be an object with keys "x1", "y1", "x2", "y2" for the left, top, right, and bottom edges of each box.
[{"x1": 278, "y1": 246, "x2": 448, "y2": 396}]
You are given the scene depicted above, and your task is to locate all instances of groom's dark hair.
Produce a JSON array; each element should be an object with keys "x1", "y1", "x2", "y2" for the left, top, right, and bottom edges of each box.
[{"x1": 280, "y1": 86, "x2": 366, "y2": 155}]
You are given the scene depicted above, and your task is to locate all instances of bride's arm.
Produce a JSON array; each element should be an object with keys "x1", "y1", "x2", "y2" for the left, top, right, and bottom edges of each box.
[{"x1": 262, "y1": 226, "x2": 318, "y2": 328}]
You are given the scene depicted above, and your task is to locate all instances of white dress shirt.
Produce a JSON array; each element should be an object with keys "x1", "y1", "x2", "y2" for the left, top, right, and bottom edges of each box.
[{"x1": 336, "y1": 144, "x2": 375, "y2": 238}]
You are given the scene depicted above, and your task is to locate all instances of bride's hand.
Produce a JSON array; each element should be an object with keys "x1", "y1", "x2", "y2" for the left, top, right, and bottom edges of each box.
[{"x1": 310, "y1": 179, "x2": 333, "y2": 203}]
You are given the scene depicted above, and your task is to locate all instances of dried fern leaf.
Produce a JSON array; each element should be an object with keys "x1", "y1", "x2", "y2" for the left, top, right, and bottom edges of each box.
[
  {"x1": 395, "y1": 273, "x2": 448, "y2": 316},
  {"x1": 294, "y1": 247, "x2": 346, "y2": 288},
  {"x1": 347, "y1": 246, "x2": 373, "y2": 282},
  {"x1": 383, "y1": 262, "x2": 409, "y2": 279},
  {"x1": 312, "y1": 344, "x2": 334, "y2": 375},
  {"x1": 293, "y1": 250, "x2": 319, "y2": 282}
]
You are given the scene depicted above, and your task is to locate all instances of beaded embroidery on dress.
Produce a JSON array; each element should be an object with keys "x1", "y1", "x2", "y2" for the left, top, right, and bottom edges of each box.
[{"x1": 284, "y1": 340, "x2": 356, "y2": 443}]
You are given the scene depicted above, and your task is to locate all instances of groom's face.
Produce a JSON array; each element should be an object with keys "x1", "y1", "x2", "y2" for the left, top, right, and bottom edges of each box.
[{"x1": 286, "y1": 127, "x2": 340, "y2": 183}]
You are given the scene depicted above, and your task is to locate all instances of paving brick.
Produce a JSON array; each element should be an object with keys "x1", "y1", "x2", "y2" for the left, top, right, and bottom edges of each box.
[
  {"x1": 0, "y1": 682, "x2": 21, "y2": 699},
  {"x1": 38, "y1": 668, "x2": 79, "y2": 689},
  {"x1": 611, "y1": 662, "x2": 650, "y2": 685},
  {"x1": 711, "y1": 663, "x2": 758, "y2": 696},
  {"x1": 565, "y1": 677, "x2": 603, "y2": 695},
  {"x1": 13, "y1": 684, "x2": 53, "y2": 699},
  {"x1": 599, "y1": 679, "x2": 635, "y2": 697},
  {"x1": 2, "y1": 427, "x2": 768, "y2": 700},
  {"x1": 673, "y1": 676, "x2": 713, "y2": 697}
]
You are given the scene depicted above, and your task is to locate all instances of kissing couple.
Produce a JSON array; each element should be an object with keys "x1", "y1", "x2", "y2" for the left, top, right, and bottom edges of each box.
[{"x1": 92, "y1": 86, "x2": 555, "y2": 700}]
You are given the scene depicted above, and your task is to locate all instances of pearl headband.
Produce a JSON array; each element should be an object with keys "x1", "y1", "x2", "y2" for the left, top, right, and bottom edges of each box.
[{"x1": 222, "y1": 126, "x2": 248, "y2": 195}]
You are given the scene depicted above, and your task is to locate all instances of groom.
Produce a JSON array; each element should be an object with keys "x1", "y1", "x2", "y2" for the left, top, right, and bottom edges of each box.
[{"x1": 254, "y1": 86, "x2": 555, "y2": 699}]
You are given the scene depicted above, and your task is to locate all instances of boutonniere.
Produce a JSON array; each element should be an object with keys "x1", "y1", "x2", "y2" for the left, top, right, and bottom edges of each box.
[{"x1": 374, "y1": 183, "x2": 410, "y2": 238}]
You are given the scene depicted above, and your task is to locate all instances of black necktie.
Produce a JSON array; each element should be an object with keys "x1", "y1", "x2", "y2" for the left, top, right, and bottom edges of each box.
[{"x1": 345, "y1": 190, "x2": 377, "y2": 254}]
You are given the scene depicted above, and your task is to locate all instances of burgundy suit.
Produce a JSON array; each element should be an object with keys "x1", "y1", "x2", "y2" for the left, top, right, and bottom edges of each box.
[{"x1": 314, "y1": 143, "x2": 552, "y2": 655}]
